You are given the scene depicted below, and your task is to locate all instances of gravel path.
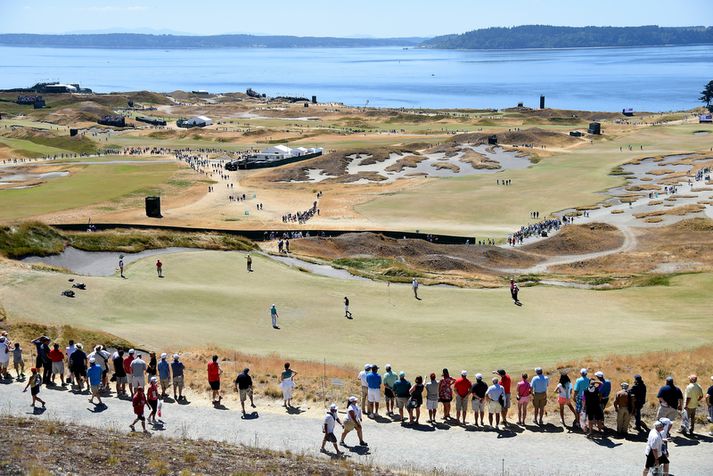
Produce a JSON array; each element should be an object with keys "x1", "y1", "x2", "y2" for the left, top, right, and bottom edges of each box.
[{"x1": 1, "y1": 382, "x2": 709, "y2": 475}]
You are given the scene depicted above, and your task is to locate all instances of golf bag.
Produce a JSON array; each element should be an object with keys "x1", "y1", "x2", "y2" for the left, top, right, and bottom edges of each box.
[{"x1": 62, "y1": 290, "x2": 75, "y2": 298}]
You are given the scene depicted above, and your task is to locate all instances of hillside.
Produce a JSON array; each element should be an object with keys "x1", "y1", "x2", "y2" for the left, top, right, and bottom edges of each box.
[{"x1": 423, "y1": 25, "x2": 713, "y2": 49}]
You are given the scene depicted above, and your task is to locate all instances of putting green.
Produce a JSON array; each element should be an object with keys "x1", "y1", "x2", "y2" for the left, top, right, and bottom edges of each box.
[
  {"x1": 2, "y1": 251, "x2": 712, "y2": 373},
  {"x1": 0, "y1": 161, "x2": 178, "y2": 221}
]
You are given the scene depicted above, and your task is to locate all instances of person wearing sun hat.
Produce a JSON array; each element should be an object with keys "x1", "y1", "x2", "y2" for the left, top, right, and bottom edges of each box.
[
  {"x1": 341, "y1": 396, "x2": 367, "y2": 447},
  {"x1": 321, "y1": 403, "x2": 343, "y2": 455}
]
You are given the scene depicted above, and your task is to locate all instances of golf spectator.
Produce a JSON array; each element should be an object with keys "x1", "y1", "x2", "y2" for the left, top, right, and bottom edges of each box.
[
  {"x1": 31, "y1": 336, "x2": 51, "y2": 386},
  {"x1": 23, "y1": 367, "x2": 45, "y2": 408},
  {"x1": 0, "y1": 337, "x2": 10, "y2": 380},
  {"x1": 270, "y1": 304, "x2": 279, "y2": 329},
  {"x1": 631, "y1": 374, "x2": 647, "y2": 432},
  {"x1": 516, "y1": 373, "x2": 531, "y2": 426},
  {"x1": 88, "y1": 345, "x2": 110, "y2": 389},
  {"x1": 147, "y1": 352, "x2": 158, "y2": 379},
  {"x1": 280, "y1": 362, "x2": 296, "y2": 408},
  {"x1": 407, "y1": 375, "x2": 425, "y2": 424},
  {"x1": 454, "y1": 370, "x2": 471, "y2": 425},
  {"x1": 614, "y1": 382, "x2": 634, "y2": 435},
  {"x1": 147, "y1": 377, "x2": 159, "y2": 423},
  {"x1": 366, "y1": 364, "x2": 382, "y2": 416},
  {"x1": 65, "y1": 340, "x2": 76, "y2": 386},
  {"x1": 658, "y1": 417, "x2": 672, "y2": 476},
  {"x1": 554, "y1": 373, "x2": 576, "y2": 427},
  {"x1": 207, "y1": 355, "x2": 222, "y2": 404},
  {"x1": 573, "y1": 368, "x2": 590, "y2": 426},
  {"x1": 683, "y1": 374, "x2": 704, "y2": 435},
  {"x1": 235, "y1": 368, "x2": 256, "y2": 415},
  {"x1": 585, "y1": 380, "x2": 605, "y2": 436},
  {"x1": 87, "y1": 358, "x2": 103, "y2": 405},
  {"x1": 130, "y1": 387, "x2": 148, "y2": 433},
  {"x1": 69, "y1": 343, "x2": 87, "y2": 392},
  {"x1": 471, "y1": 373, "x2": 488, "y2": 426},
  {"x1": 131, "y1": 353, "x2": 148, "y2": 392},
  {"x1": 124, "y1": 349, "x2": 135, "y2": 396},
  {"x1": 321, "y1": 403, "x2": 342, "y2": 455},
  {"x1": 112, "y1": 349, "x2": 127, "y2": 396},
  {"x1": 171, "y1": 354, "x2": 185, "y2": 401},
  {"x1": 642, "y1": 421, "x2": 665, "y2": 476},
  {"x1": 656, "y1": 376, "x2": 683, "y2": 422},
  {"x1": 392, "y1": 371, "x2": 411, "y2": 422},
  {"x1": 439, "y1": 368, "x2": 456, "y2": 420},
  {"x1": 530, "y1": 368, "x2": 549, "y2": 425},
  {"x1": 486, "y1": 377, "x2": 505, "y2": 429},
  {"x1": 48, "y1": 343, "x2": 64, "y2": 386},
  {"x1": 595, "y1": 371, "x2": 612, "y2": 412},
  {"x1": 157, "y1": 353, "x2": 171, "y2": 398},
  {"x1": 340, "y1": 396, "x2": 367, "y2": 447},
  {"x1": 156, "y1": 259, "x2": 163, "y2": 277},
  {"x1": 382, "y1": 364, "x2": 398, "y2": 416},
  {"x1": 12, "y1": 342, "x2": 24, "y2": 379},
  {"x1": 706, "y1": 376, "x2": 713, "y2": 436},
  {"x1": 425, "y1": 373, "x2": 439, "y2": 423},
  {"x1": 358, "y1": 364, "x2": 370, "y2": 411},
  {"x1": 496, "y1": 369, "x2": 512, "y2": 425}
]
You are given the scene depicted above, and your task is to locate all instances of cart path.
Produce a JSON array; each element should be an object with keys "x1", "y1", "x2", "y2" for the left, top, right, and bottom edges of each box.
[{"x1": 0, "y1": 381, "x2": 708, "y2": 475}]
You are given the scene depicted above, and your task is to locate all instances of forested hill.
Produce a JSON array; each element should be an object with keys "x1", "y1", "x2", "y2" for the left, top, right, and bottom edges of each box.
[
  {"x1": 0, "y1": 33, "x2": 426, "y2": 49},
  {"x1": 422, "y1": 25, "x2": 713, "y2": 49}
]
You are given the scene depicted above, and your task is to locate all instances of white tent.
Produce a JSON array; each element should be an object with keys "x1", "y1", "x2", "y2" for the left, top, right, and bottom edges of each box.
[{"x1": 185, "y1": 115, "x2": 213, "y2": 127}]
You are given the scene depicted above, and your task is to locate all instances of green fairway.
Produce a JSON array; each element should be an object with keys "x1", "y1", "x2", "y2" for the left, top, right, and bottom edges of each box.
[
  {"x1": 0, "y1": 162, "x2": 178, "y2": 221},
  {"x1": 2, "y1": 251, "x2": 711, "y2": 373}
]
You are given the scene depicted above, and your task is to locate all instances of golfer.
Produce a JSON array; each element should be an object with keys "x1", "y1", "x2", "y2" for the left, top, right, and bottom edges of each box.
[
  {"x1": 156, "y1": 259, "x2": 163, "y2": 277},
  {"x1": 344, "y1": 296, "x2": 352, "y2": 319},
  {"x1": 412, "y1": 278, "x2": 420, "y2": 299},
  {"x1": 246, "y1": 254, "x2": 253, "y2": 272},
  {"x1": 270, "y1": 304, "x2": 279, "y2": 329},
  {"x1": 119, "y1": 256, "x2": 125, "y2": 278},
  {"x1": 510, "y1": 279, "x2": 520, "y2": 305}
]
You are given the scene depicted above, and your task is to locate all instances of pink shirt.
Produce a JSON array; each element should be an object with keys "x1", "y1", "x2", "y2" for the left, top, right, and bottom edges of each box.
[{"x1": 517, "y1": 380, "x2": 532, "y2": 398}]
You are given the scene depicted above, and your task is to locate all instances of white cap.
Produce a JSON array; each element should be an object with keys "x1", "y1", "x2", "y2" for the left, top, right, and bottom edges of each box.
[
  {"x1": 348, "y1": 396, "x2": 358, "y2": 403},
  {"x1": 150, "y1": 376, "x2": 158, "y2": 383},
  {"x1": 128, "y1": 348, "x2": 135, "y2": 354},
  {"x1": 89, "y1": 357, "x2": 96, "y2": 363},
  {"x1": 461, "y1": 370, "x2": 468, "y2": 376},
  {"x1": 364, "y1": 364, "x2": 371, "y2": 370},
  {"x1": 329, "y1": 403, "x2": 338, "y2": 411},
  {"x1": 385, "y1": 363, "x2": 391, "y2": 369},
  {"x1": 595, "y1": 371, "x2": 604, "y2": 378},
  {"x1": 173, "y1": 353, "x2": 180, "y2": 360},
  {"x1": 580, "y1": 368, "x2": 587, "y2": 375},
  {"x1": 535, "y1": 367, "x2": 543, "y2": 374},
  {"x1": 160, "y1": 353, "x2": 167, "y2": 359},
  {"x1": 475, "y1": 373, "x2": 483, "y2": 379}
]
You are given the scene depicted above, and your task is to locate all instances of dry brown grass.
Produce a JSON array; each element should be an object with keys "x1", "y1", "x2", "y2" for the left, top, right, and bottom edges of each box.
[
  {"x1": 635, "y1": 204, "x2": 705, "y2": 219},
  {"x1": 432, "y1": 161, "x2": 460, "y2": 172},
  {"x1": 384, "y1": 155, "x2": 426, "y2": 173}
]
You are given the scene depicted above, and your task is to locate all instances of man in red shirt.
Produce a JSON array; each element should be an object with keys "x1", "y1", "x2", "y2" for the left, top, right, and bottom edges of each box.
[
  {"x1": 454, "y1": 370, "x2": 472, "y2": 425},
  {"x1": 496, "y1": 369, "x2": 512, "y2": 425},
  {"x1": 124, "y1": 349, "x2": 135, "y2": 396},
  {"x1": 207, "y1": 355, "x2": 222, "y2": 405},
  {"x1": 130, "y1": 386, "x2": 148, "y2": 433},
  {"x1": 47, "y1": 344, "x2": 65, "y2": 386}
]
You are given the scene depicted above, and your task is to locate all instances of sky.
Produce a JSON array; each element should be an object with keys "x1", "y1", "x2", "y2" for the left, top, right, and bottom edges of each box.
[{"x1": 0, "y1": 0, "x2": 712, "y2": 37}]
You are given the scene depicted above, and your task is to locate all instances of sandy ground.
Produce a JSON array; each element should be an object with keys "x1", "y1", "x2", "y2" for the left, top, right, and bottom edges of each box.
[{"x1": 0, "y1": 381, "x2": 709, "y2": 475}]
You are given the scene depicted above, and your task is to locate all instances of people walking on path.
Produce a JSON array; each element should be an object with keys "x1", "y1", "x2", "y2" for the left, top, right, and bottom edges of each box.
[
  {"x1": 344, "y1": 296, "x2": 352, "y2": 319},
  {"x1": 438, "y1": 369, "x2": 455, "y2": 420},
  {"x1": 156, "y1": 259, "x2": 163, "y2": 278},
  {"x1": 683, "y1": 375, "x2": 704, "y2": 435},
  {"x1": 366, "y1": 365, "x2": 381, "y2": 417},
  {"x1": 171, "y1": 354, "x2": 185, "y2": 401},
  {"x1": 596, "y1": 371, "x2": 612, "y2": 414},
  {"x1": 486, "y1": 377, "x2": 505, "y2": 429},
  {"x1": 614, "y1": 382, "x2": 634, "y2": 435},
  {"x1": 554, "y1": 373, "x2": 576, "y2": 427},
  {"x1": 207, "y1": 355, "x2": 222, "y2": 405},
  {"x1": 631, "y1": 374, "x2": 647, "y2": 432},
  {"x1": 147, "y1": 377, "x2": 160, "y2": 423},
  {"x1": 382, "y1": 364, "x2": 397, "y2": 416},
  {"x1": 64, "y1": 340, "x2": 76, "y2": 386},
  {"x1": 412, "y1": 278, "x2": 420, "y2": 300},
  {"x1": 69, "y1": 343, "x2": 87, "y2": 392},
  {"x1": 0, "y1": 336, "x2": 9, "y2": 380},
  {"x1": 112, "y1": 349, "x2": 127, "y2": 396},
  {"x1": 516, "y1": 373, "x2": 531, "y2": 425},
  {"x1": 12, "y1": 342, "x2": 24, "y2": 379},
  {"x1": 471, "y1": 373, "x2": 488, "y2": 426},
  {"x1": 280, "y1": 362, "x2": 296, "y2": 408},
  {"x1": 23, "y1": 367, "x2": 45, "y2": 408},
  {"x1": 531, "y1": 368, "x2": 549, "y2": 425},
  {"x1": 270, "y1": 304, "x2": 280, "y2": 329},
  {"x1": 235, "y1": 368, "x2": 256, "y2": 415},
  {"x1": 130, "y1": 386, "x2": 148, "y2": 433},
  {"x1": 321, "y1": 403, "x2": 342, "y2": 455},
  {"x1": 392, "y1": 372, "x2": 411, "y2": 422},
  {"x1": 124, "y1": 349, "x2": 135, "y2": 396},
  {"x1": 425, "y1": 373, "x2": 439, "y2": 423},
  {"x1": 706, "y1": 376, "x2": 713, "y2": 436},
  {"x1": 340, "y1": 396, "x2": 367, "y2": 447},
  {"x1": 454, "y1": 370, "x2": 472, "y2": 425},
  {"x1": 131, "y1": 353, "x2": 147, "y2": 393},
  {"x1": 86, "y1": 358, "x2": 103, "y2": 406},
  {"x1": 642, "y1": 421, "x2": 665, "y2": 476},
  {"x1": 48, "y1": 343, "x2": 64, "y2": 386}
]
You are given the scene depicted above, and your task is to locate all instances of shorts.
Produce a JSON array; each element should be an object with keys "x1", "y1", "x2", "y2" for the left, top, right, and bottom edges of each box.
[
  {"x1": 52, "y1": 362, "x2": 64, "y2": 374},
  {"x1": 558, "y1": 396, "x2": 568, "y2": 406},
  {"x1": 455, "y1": 394, "x2": 468, "y2": 412},
  {"x1": 134, "y1": 413, "x2": 145, "y2": 421},
  {"x1": 518, "y1": 396, "x2": 530, "y2": 404},
  {"x1": 343, "y1": 419, "x2": 357, "y2": 432},
  {"x1": 439, "y1": 397, "x2": 452, "y2": 403},
  {"x1": 367, "y1": 388, "x2": 380, "y2": 403},
  {"x1": 209, "y1": 380, "x2": 220, "y2": 391},
  {"x1": 361, "y1": 386, "x2": 368, "y2": 399},
  {"x1": 656, "y1": 405, "x2": 679, "y2": 421},
  {"x1": 324, "y1": 432, "x2": 337, "y2": 443},
  {"x1": 645, "y1": 451, "x2": 669, "y2": 468},
  {"x1": 488, "y1": 400, "x2": 502, "y2": 414},
  {"x1": 533, "y1": 392, "x2": 547, "y2": 409},
  {"x1": 586, "y1": 406, "x2": 604, "y2": 422},
  {"x1": 116, "y1": 376, "x2": 127, "y2": 384},
  {"x1": 396, "y1": 397, "x2": 408, "y2": 410},
  {"x1": 384, "y1": 387, "x2": 395, "y2": 399},
  {"x1": 160, "y1": 378, "x2": 170, "y2": 388},
  {"x1": 426, "y1": 399, "x2": 438, "y2": 411},
  {"x1": 471, "y1": 398, "x2": 484, "y2": 412},
  {"x1": 503, "y1": 393, "x2": 511, "y2": 409},
  {"x1": 147, "y1": 400, "x2": 158, "y2": 412},
  {"x1": 74, "y1": 368, "x2": 87, "y2": 379},
  {"x1": 132, "y1": 375, "x2": 145, "y2": 388},
  {"x1": 90, "y1": 384, "x2": 100, "y2": 394},
  {"x1": 173, "y1": 375, "x2": 184, "y2": 389},
  {"x1": 31, "y1": 386, "x2": 40, "y2": 396},
  {"x1": 239, "y1": 387, "x2": 253, "y2": 402}
]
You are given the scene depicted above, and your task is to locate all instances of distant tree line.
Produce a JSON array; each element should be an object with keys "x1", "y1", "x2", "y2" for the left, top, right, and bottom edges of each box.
[{"x1": 422, "y1": 25, "x2": 713, "y2": 49}]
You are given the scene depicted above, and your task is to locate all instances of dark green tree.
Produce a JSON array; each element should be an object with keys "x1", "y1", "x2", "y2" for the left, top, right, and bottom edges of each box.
[{"x1": 701, "y1": 80, "x2": 713, "y2": 112}]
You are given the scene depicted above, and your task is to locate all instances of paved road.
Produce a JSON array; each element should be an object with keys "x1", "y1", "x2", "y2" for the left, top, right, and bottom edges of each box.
[{"x1": 1, "y1": 382, "x2": 709, "y2": 475}]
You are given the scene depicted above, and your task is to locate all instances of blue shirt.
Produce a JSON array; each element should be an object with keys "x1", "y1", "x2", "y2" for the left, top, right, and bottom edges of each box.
[
  {"x1": 158, "y1": 360, "x2": 170, "y2": 379},
  {"x1": 574, "y1": 376, "x2": 590, "y2": 396},
  {"x1": 600, "y1": 379, "x2": 612, "y2": 399},
  {"x1": 171, "y1": 361, "x2": 184, "y2": 378},
  {"x1": 366, "y1": 372, "x2": 382, "y2": 389},
  {"x1": 87, "y1": 364, "x2": 102, "y2": 386},
  {"x1": 531, "y1": 374, "x2": 549, "y2": 393}
]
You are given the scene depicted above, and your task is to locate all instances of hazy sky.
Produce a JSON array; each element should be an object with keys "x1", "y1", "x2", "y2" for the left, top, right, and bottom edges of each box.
[{"x1": 1, "y1": 0, "x2": 712, "y2": 37}]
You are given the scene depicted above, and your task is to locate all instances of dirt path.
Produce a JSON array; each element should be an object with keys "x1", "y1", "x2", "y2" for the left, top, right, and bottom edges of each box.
[{"x1": 0, "y1": 381, "x2": 708, "y2": 475}]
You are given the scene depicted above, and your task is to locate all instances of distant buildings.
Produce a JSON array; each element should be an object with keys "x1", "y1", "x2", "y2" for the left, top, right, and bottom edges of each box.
[
  {"x1": 16, "y1": 95, "x2": 45, "y2": 108},
  {"x1": 233, "y1": 144, "x2": 324, "y2": 169},
  {"x1": 177, "y1": 116, "x2": 213, "y2": 128},
  {"x1": 98, "y1": 115, "x2": 126, "y2": 127},
  {"x1": 136, "y1": 116, "x2": 167, "y2": 126},
  {"x1": 700, "y1": 114, "x2": 712, "y2": 124},
  {"x1": 622, "y1": 108, "x2": 635, "y2": 117},
  {"x1": 588, "y1": 122, "x2": 602, "y2": 135}
]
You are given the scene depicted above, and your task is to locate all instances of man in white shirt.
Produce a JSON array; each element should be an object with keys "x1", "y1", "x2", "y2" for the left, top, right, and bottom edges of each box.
[
  {"x1": 321, "y1": 403, "x2": 342, "y2": 455},
  {"x1": 65, "y1": 340, "x2": 77, "y2": 386},
  {"x1": 130, "y1": 354, "x2": 147, "y2": 389},
  {"x1": 340, "y1": 396, "x2": 367, "y2": 447},
  {"x1": 642, "y1": 421, "x2": 664, "y2": 476},
  {"x1": 485, "y1": 377, "x2": 505, "y2": 429},
  {"x1": 358, "y1": 364, "x2": 370, "y2": 410},
  {"x1": 412, "y1": 278, "x2": 420, "y2": 299}
]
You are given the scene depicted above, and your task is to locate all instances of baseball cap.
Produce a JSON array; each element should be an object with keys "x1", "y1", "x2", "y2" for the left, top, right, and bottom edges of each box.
[
  {"x1": 89, "y1": 357, "x2": 96, "y2": 363},
  {"x1": 621, "y1": 382, "x2": 629, "y2": 388},
  {"x1": 385, "y1": 364, "x2": 392, "y2": 370},
  {"x1": 580, "y1": 368, "x2": 587, "y2": 375},
  {"x1": 348, "y1": 396, "x2": 358, "y2": 403},
  {"x1": 364, "y1": 364, "x2": 371, "y2": 370},
  {"x1": 535, "y1": 367, "x2": 543, "y2": 374},
  {"x1": 128, "y1": 348, "x2": 135, "y2": 354},
  {"x1": 399, "y1": 371, "x2": 406, "y2": 377},
  {"x1": 173, "y1": 353, "x2": 180, "y2": 360},
  {"x1": 476, "y1": 373, "x2": 483, "y2": 380},
  {"x1": 329, "y1": 403, "x2": 338, "y2": 411},
  {"x1": 160, "y1": 353, "x2": 167, "y2": 359},
  {"x1": 595, "y1": 371, "x2": 604, "y2": 378},
  {"x1": 150, "y1": 376, "x2": 158, "y2": 383}
]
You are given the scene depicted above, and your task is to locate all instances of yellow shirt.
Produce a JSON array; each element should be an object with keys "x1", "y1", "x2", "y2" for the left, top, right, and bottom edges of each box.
[{"x1": 684, "y1": 383, "x2": 703, "y2": 409}]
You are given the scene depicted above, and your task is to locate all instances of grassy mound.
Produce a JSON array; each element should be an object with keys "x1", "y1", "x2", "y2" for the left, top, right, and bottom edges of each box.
[{"x1": 0, "y1": 222, "x2": 65, "y2": 259}]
